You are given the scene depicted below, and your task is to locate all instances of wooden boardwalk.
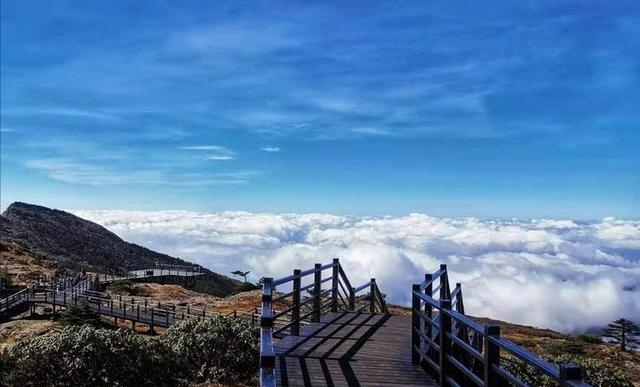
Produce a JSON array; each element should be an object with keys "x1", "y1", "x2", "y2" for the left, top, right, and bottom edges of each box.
[{"x1": 274, "y1": 312, "x2": 437, "y2": 387}]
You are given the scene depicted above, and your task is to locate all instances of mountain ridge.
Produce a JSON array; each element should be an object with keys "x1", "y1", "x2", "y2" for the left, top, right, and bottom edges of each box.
[{"x1": 1, "y1": 202, "x2": 251, "y2": 296}]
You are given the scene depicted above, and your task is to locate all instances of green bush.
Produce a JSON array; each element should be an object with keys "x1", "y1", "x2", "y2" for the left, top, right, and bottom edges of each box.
[
  {"x1": 0, "y1": 315, "x2": 259, "y2": 387},
  {"x1": 547, "y1": 340, "x2": 585, "y2": 356},
  {"x1": 1, "y1": 326, "x2": 177, "y2": 387},
  {"x1": 56, "y1": 302, "x2": 102, "y2": 327},
  {"x1": 577, "y1": 334, "x2": 603, "y2": 344},
  {"x1": 502, "y1": 353, "x2": 633, "y2": 387},
  {"x1": 164, "y1": 315, "x2": 259, "y2": 384}
]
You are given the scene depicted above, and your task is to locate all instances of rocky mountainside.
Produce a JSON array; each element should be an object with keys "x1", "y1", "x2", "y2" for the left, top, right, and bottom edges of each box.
[{"x1": 1, "y1": 202, "x2": 252, "y2": 296}]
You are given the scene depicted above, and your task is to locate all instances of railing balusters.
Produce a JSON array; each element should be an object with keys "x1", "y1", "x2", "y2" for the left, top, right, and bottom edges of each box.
[
  {"x1": 484, "y1": 325, "x2": 500, "y2": 387},
  {"x1": 439, "y1": 299, "x2": 452, "y2": 387},
  {"x1": 291, "y1": 269, "x2": 301, "y2": 336},
  {"x1": 411, "y1": 283, "x2": 421, "y2": 365},
  {"x1": 331, "y1": 258, "x2": 339, "y2": 312},
  {"x1": 369, "y1": 278, "x2": 376, "y2": 313},
  {"x1": 313, "y1": 263, "x2": 321, "y2": 323}
]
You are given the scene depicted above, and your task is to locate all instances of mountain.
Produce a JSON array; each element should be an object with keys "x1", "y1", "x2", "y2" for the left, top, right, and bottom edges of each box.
[{"x1": 1, "y1": 202, "x2": 252, "y2": 296}]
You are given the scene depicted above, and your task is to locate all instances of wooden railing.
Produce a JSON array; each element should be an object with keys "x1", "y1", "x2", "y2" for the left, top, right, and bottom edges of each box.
[
  {"x1": 0, "y1": 288, "x2": 29, "y2": 313},
  {"x1": 259, "y1": 258, "x2": 387, "y2": 387},
  {"x1": 411, "y1": 264, "x2": 592, "y2": 387}
]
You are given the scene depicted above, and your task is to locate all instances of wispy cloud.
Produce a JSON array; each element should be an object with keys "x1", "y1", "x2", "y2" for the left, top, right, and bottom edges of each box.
[
  {"x1": 24, "y1": 158, "x2": 165, "y2": 186},
  {"x1": 0, "y1": 128, "x2": 16, "y2": 133},
  {"x1": 24, "y1": 157, "x2": 253, "y2": 187},
  {"x1": 260, "y1": 146, "x2": 281, "y2": 152},
  {"x1": 349, "y1": 127, "x2": 391, "y2": 136},
  {"x1": 206, "y1": 155, "x2": 235, "y2": 161},
  {"x1": 180, "y1": 145, "x2": 236, "y2": 161},
  {"x1": 179, "y1": 145, "x2": 232, "y2": 151},
  {"x1": 2, "y1": 107, "x2": 119, "y2": 121}
]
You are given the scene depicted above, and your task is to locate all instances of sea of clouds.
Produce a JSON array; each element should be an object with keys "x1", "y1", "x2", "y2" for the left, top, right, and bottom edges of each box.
[{"x1": 72, "y1": 210, "x2": 640, "y2": 333}]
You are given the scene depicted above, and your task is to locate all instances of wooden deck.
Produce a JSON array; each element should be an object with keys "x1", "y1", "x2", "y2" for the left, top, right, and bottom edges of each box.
[{"x1": 274, "y1": 312, "x2": 437, "y2": 387}]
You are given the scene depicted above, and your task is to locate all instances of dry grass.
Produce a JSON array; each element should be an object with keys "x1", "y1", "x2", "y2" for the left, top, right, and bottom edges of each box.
[
  {"x1": 0, "y1": 242, "x2": 55, "y2": 285},
  {"x1": 0, "y1": 319, "x2": 61, "y2": 352}
]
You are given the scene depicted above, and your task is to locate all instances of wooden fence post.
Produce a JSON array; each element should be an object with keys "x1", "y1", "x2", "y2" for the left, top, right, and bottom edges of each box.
[
  {"x1": 260, "y1": 277, "x2": 276, "y2": 375},
  {"x1": 313, "y1": 263, "x2": 321, "y2": 322},
  {"x1": 439, "y1": 299, "x2": 452, "y2": 387},
  {"x1": 411, "y1": 284, "x2": 420, "y2": 365},
  {"x1": 424, "y1": 273, "x2": 433, "y2": 360},
  {"x1": 369, "y1": 278, "x2": 376, "y2": 313},
  {"x1": 349, "y1": 287, "x2": 356, "y2": 310},
  {"x1": 331, "y1": 258, "x2": 339, "y2": 312},
  {"x1": 292, "y1": 269, "x2": 301, "y2": 336},
  {"x1": 439, "y1": 264, "x2": 448, "y2": 299},
  {"x1": 484, "y1": 325, "x2": 500, "y2": 387},
  {"x1": 560, "y1": 364, "x2": 584, "y2": 386}
]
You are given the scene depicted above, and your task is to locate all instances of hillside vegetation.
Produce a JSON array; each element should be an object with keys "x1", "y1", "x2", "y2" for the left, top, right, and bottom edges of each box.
[{"x1": 0, "y1": 202, "x2": 254, "y2": 297}]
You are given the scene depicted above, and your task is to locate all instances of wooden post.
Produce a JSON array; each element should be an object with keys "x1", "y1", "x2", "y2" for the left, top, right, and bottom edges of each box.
[
  {"x1": 369, "y1": 278, "x2": 376, "y2": 313},
  {"x1": 349, "y1": 287, "x2": 355, "y2": 310},
  {"x1": 560, "y1": 364, "x2": 584, "y2": 386},
  {"x1": 484, "y1": 325, "x2": 500, "y2": 387},
  {"x1": 439, "y1": 299, "x2": 452, "y2": 387},
  {"x1": 411, "y1": 284, "x2": 420, "y2": 365},
  {"x1": 292, "y1": 269, "x2": 301, "y2": 336},
  {"x1": 331, "y1": 258, "x2": 339, "y2": 312},
  {"x1": 110, "y1": 300, "x2": 114, "y2": 315},
  {"x1": 424, "y1": 273, "x2": 434, "y2": 361},
  {"x1": 439, "y1": 264, "x2": 448, "y2": 299},
  {"x1": 137, "y1": 305, "x2": 140, "y2": 320},
  {"x1": 312, "y1": 263, "x2": 321, "y2": 322}
]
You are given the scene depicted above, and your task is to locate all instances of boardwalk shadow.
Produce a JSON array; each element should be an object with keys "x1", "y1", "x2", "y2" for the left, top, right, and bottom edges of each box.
[{"x1": 274, "y1": 312, "x2": 435, "y2": 387}]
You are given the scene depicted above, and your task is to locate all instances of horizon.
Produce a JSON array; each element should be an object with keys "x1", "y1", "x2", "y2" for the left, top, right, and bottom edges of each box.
[
  {"x1": 1, "y1": 1, "x2": 639, "y2": 219},
  {"x1": 4, "y1": 200, "x2": 639, "y2": 333},
  {"x1": 2, "y1": 200, "x2": 637, "y2": 223}
]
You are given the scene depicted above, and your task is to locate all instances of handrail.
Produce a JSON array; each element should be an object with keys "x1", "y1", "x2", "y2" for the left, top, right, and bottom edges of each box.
[
  {"x1": 411, "y1": 264, "x2": 592, "y2": 387},
  {"x1": 259, "y1": 258, "x2": 387, "y2": 387}
]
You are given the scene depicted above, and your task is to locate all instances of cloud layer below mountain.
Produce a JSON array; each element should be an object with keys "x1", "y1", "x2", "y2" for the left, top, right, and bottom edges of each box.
[{"x1": 72, "y1": 210, "x2": 640, "y2": 333}]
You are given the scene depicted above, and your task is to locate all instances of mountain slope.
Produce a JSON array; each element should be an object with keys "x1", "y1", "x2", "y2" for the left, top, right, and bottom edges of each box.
[{"x1": 1, "y1": 202, "x2": 251, "y2": 296}]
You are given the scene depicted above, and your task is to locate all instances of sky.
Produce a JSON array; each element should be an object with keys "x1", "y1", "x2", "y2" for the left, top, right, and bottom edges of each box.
[{"x1": 1, "y1": 1, "x2": 640, "y2": 218}]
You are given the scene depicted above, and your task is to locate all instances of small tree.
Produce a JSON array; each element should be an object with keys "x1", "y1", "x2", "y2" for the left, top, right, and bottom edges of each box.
[
  {"x1": 603, "y1": 318, "x2": 640, "y2": 351},
  {"x1": 231, "y1": 270, "x2": 250, "y2": 283},
  {"x1": 57, "y1": 302, "x2": 102, "y2": 327}
]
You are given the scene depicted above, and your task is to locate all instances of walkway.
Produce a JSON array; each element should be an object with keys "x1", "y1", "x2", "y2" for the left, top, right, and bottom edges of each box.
[{"x1": 275, "y1": 312, "x2": 437, "y2": 387}]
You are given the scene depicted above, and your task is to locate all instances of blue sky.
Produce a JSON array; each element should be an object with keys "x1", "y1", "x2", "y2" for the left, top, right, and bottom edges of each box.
[{"x1": 1, "y1": 1, "x2": 639, "y2": 219}]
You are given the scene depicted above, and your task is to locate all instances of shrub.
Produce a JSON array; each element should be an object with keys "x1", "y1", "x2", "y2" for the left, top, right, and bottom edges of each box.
[
  {"x1": 57, "y1": 302, "x2": 102, "y2": 327},
  {"x1": 502, "y1": 353, "x2": 633, "y2": 387},
  {"x1": 577, "y1": 334, "x2": 602, "y2": 344},
  {"x1": 163, "y1": 315, "x2": 259, "y2": 384},
  {"x1": 546, "y1": 340, "x2": 585, "y2": 356},
  {"x1": 2, "y1": 326, "x2": 178, "y2": 387}
]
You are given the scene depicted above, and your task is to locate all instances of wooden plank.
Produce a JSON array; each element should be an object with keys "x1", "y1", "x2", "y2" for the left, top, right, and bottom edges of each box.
[{"x1": 274, "y1": 312, "x2": 438, "y2": 387}]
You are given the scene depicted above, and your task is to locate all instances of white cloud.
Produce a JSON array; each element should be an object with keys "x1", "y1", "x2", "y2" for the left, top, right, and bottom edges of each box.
[
  {"x1": 349, "y1": 127, "x2": 392, "y2": 136},
  {"x1": 206, "y1": 155, "x2": 235, "y2": 161},
  {"x1": 180, "y1": 145, "x2": 237, "y2": 161},
  {"x1": 260, "y1": 146, "x2": 281, "y2": 152},
  {"x1": 70, "y1": 210, "x2": 640, "y2": 333}
]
